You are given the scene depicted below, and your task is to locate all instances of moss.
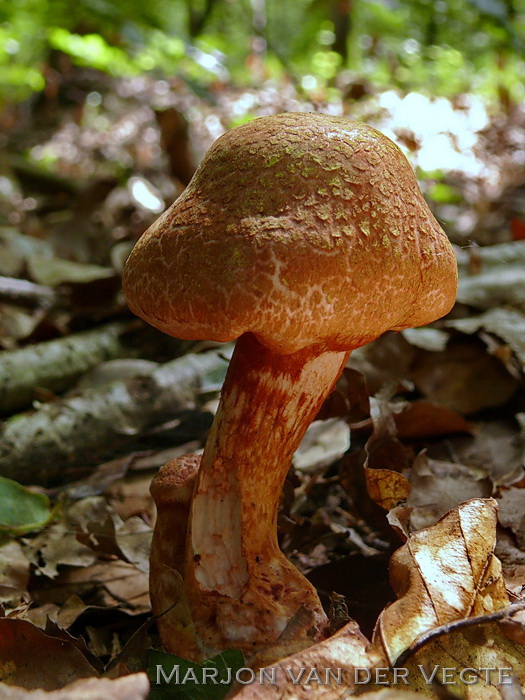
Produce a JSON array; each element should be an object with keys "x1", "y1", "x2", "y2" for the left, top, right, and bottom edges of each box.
[
  {"x1": 301, "y1": 165, "x2": 317, "y2": 177},
  {"x1": 265, "y1": 154, "x2": 281, "y2": 167},
  {"x1": 359, "y1": 219, "x2": 371, "y2": 236},
  {"x1": 316, "y1": 206, "x2": 331, "y2": 221},
  {"x1": 335, "y1": 204, "x2": 347, "y2": 220}
]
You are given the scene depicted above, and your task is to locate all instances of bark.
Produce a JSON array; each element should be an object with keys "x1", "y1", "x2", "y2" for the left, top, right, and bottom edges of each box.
[
  {"x1": 0, "y1": 348, "x2": 230, "y2": 485},
  {"x1": 155, "y1": 108, "x2": 196, "y2": 186},
  {"x1": 332, "y1": 0, "x2": 351, "y2": 64},
  {"x1": 188, "y1": 0, "x2": 218, "y2": 37},
  {"x1": 0, "y1": 276, "x2": 57, "y2": 309},
  {"x1": 0, "y1": 321, "x2": 139, "y2": 415}
]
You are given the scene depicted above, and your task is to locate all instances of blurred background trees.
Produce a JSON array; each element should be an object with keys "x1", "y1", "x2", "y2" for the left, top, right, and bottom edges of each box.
[{"x1": 1, "y1": 0, "x2": 524, "y2": 106}]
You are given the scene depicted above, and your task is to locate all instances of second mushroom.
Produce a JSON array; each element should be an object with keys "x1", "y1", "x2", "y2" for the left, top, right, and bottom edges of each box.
[{"x1": 123, "y1": 112, "x2": 458, "y2": 662}]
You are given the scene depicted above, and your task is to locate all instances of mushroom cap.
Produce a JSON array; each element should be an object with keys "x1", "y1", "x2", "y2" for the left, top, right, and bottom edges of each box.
[{"x1": 123, "y1": 112, "x2": 457, "y2": 354}]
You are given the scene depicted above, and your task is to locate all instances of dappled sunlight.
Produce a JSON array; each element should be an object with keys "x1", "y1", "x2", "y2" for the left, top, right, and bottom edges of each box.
[{"x1": 378, "y1": 90, "x2": 490, "y2": 176}]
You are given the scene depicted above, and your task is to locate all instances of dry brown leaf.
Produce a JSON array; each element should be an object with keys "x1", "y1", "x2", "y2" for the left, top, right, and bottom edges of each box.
[
  {"x1": 406, "y1": 452, "x2": 492, "y2": 531},
  {"x1": 498, "y1": 485, "x2": 525, "y2": 550},
  {"x1": 411, "y1": 339, "x2": 518, "y2": 415},
  {"x1": 0, "y1": 540, "x2": 29, "y2": 604},
  {"x1": 447, "y1": 308, "x2": 525, "y2": 370},
  {"x1": 22, "y1": 596, "x2": 89, "y2": 631},
  {"x1": 114, "y1": 517, "x2": 152, "y2": 574},
  {"x1": 366, "y1": 470, "x2": 410, "y2": 512},
  {"x1": 0, "y1": 619, "x2": 97, "y2": 690},
  {"x1": 500, "y1": 607, "x2": 525, "y2": 646},
  {"x1": 31, "y1": 560, "x2": 149, "y2": 611},
  {"x1": 0, "y1": 673, "x2": 149, "y2": 699},
  {"x1": 364, "y1": 399, "x2": 411, "y2": 510},
  {"x1": 374, "y1": 499, "x2": 509, "y2": 665},
  {"x1": 357, "y1": 692, "x2": 425, "y2": 699},
  {"x1": 394, "y1": 620, "x2": 525, "y2": 697},
  {"x1": 317, "y1": 367, "x2": 370, "y2": 423},
  {"x1": 105, "y1": 471, "x2": 157, "y2": 523},
  {"x1": 445, "y1": 419, "x2": 525, "y2": 487},
  {"x1": 23, "y1": 520, "x2": 96, "y2": 580},
  {"x1": 232, "y1": 499, "x2": 524, "y2": 699},
  {"x1": 393, "y1": 400, "x2": 472, "y2": 440},
  {"x1": 234, "y1": 620, "x2": 375, "y2": 699},
  {"x1": 504, "y1": 564, "x2": 525, "y2": 598}
]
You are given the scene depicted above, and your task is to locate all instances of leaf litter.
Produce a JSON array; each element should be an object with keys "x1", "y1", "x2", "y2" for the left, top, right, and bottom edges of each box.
[{"x1": 0, "y1": 66, "x2": 525, "y2": 698}]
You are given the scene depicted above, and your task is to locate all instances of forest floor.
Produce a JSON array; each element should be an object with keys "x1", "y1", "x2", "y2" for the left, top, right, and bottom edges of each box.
[{"x1": 0, "y1": 66, "x2": 524, "y2": 699}]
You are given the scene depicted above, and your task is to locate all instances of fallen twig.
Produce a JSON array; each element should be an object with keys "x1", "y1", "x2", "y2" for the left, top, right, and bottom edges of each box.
[
  {"x1": 0, "y1": 321, "x2": 141, "y2": 414},
  {"x1": 394, "y1": 599, "x2": 525, "y2": 667},
  {"x1": 0, "y1": 275, "x2": 58, "y2": 309},
  {"x1": 0, "y1": 347, "x2": 230, "y2": 485}
]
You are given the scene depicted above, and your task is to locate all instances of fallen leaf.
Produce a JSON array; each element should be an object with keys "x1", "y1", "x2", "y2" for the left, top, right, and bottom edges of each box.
[
  {"x1": 23, "y1": 520, "x2": 96, "y2": 579},
  {"x1": 498, "y1": 485, "x2": 525, "y2": 550},
  {"x1": 406, "y1": 452, "x2": 492, "y2": 531},
  {"x1": 31, "y1": 560, "x2": 150, "y2": 612},
  {"x1": 374, "y1": 499, "x2": 509, "y2": 665},
  {"x1": 392, "y1": 401, "x2": 472, "y2": 440},
  {"x1": 395, "y1": 619, "x2": 525, "y2": 697},
  {"x1": 148, "y1": 649, "x2": 244, "y2": 699},
  {"x1": 457, "y1": 267, "x2": 525, "y2": 312},
  {"x1": 0, "y1": 539, "x2": 30, "y2": 604},
  {"x1": 233, "y1": 620, "x2": 374, "y2": 699},
  {"x1": 293, "y1": 419, "x2": 350, "y2": 473},
  {"x1": 454, "y1": 241, "x2": 525, "y2": 272},
  {"x1": 316, "y1": 367, "x2": 370, "y2": 423},
  {"x1": 115, "y1": 516, "x2": 152, "y2": 574},
  {"x1": 364, "y1": 399, "x2": 411, "y2": 510},
  {"x1": 411, "y1": 338, "x2": 518, "y2": 414},
  {"x1": 447, "y1": 308, "x2": 525, "y2": 369},
  {"x1": 55, "y1": 595, "x2": 89, "y2": 629},
  {"x1": 440, "y1": 418, "x2": 525, "y2": 487},
  {"x1": 27, "y1": 256, "x2": 115, "y2": 287},
  {"x1": 0, "y1": 303, "x2": 45, "y2": 347},
  {"x1": 106, "y1": 616, "x2": 153, "y2": 675},
  {"x1": 0, "y1": 229, "x2": 53, "y2": 278},
  {"x1": 366, "y1": 470, "x2": 410, "y2": 512},
  {"x1": 0, "y1": 618, "x2": 97, "y2": 690},
  {"x1": 349, "y1": 333, "x2": 416, "y2": 396},
  {"x1": 401, "y1": 327, "x2": 450, "y2": 352},
  {"x1": 0, "y1": 478, "x2": 53, "y2": 535},
  {"x1": 0, "y1": 672, "x2": 149, "y2": 698}
]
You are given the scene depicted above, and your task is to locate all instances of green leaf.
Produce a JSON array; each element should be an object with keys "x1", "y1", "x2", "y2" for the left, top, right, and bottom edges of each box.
[
  {"x1": 147, "y1": 649, "x2": 245, "y2": 700},
  {"x1": 427, "y1": 182, "x2": 462, "y2": 204},
  {"x1": 0, "y1": 477, "x2": 53, "y2": 535}
]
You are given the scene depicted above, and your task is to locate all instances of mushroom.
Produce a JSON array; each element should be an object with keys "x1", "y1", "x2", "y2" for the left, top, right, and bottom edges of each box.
[
  {"x1": 149, "y1": 454, "x2": 201, "y2": 660},
  {"x1": 123, "y1": 112, "x2": 457, "y2": 661}
]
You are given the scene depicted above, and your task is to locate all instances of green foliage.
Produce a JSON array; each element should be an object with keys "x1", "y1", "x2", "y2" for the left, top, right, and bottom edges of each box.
[
  {"x1": 427, "y1": 182, "x2": 463, "y2": 204},
  {"x1": 0, "y1": 477, "x2": 53, "y2": 535},
  {"x1": 48, "y1": 29, "x2": 137, "y2": 75},
  {"x1": 147, "y1": 649, "x2": 245, "y2": 700},
  {"x1": 0, "y1": 0, "x2": 524, "y2": 103}
]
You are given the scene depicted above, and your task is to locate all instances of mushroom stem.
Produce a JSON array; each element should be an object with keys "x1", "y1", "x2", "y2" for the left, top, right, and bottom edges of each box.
[
  {"x1": 186, "y1": 332, "x2": 349, "y2": 655},
  {"x1": 150, "y1": 455, "x2": 202, "y2": 659}
]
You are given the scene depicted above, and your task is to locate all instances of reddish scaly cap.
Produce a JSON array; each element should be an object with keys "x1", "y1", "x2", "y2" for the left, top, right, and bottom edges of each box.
[{"x1": 123, "y1": 112, "x2": 457, "y2": 353}]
